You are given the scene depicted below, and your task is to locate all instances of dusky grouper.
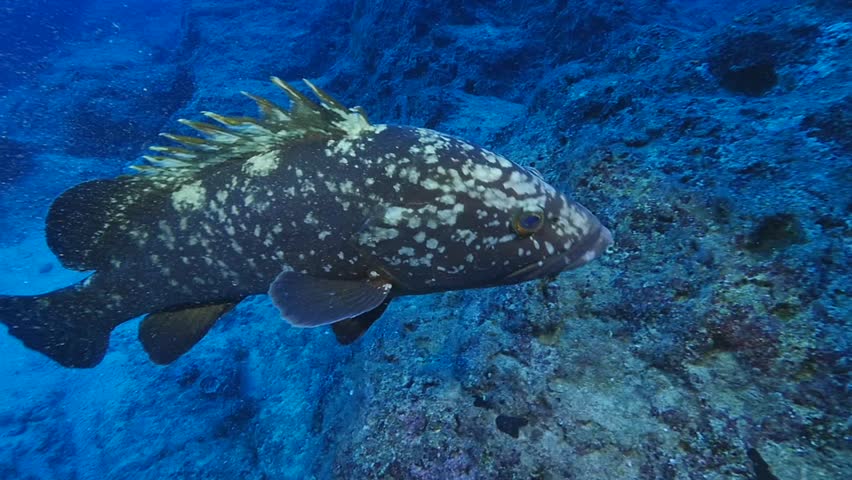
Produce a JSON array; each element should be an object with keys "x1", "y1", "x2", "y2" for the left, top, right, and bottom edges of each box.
[{"x1": 0, "y1": 78, "x2": 612, "y2": 367}]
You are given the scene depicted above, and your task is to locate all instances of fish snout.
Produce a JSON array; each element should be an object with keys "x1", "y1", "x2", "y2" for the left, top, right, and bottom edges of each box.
[
  {"x1": 592, "y1": 225, "x2": 613, "y2": 259},
  {"x1": 503, "y1": 225, "x2": 612, "y2": 283},
  {"x1": 564, "y1": 225, "x2": 612, "y2": 270}
]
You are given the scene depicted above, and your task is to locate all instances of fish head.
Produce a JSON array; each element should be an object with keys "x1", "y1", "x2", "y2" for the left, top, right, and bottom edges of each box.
[
  {"x1": 356, "y1": 127, "x2": 612, "y2": 293},
  {"x1": 435, "y1": 160, "x2": 612, "y2": 287},
  {"x1": 495, "y1": 190, "x2": 613, "y2": 285}
]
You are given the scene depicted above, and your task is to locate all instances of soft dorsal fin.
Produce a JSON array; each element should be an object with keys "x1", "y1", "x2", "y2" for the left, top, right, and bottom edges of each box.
[
  {"x1": 138, "y1": 302, "x2": 237, "y2": 365},
  {"x1": 46, "y1": 176, "x2": 177, "y2": 271},
  {"x1": 134, "y1": 78, "x2": 375, "y2": 177}
]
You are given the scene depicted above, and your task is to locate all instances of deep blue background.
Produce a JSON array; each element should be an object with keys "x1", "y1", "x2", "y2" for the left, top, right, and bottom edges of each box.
[{"x1": 0, "y1": 1, "x2": 849, "y2": 479}]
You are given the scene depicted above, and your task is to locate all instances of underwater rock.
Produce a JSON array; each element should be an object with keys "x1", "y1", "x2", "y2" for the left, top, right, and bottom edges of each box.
[
  {"x1": 0, "y1": 0, "x2": 84, "y2": 87},
  {"x1": 495, "y1": 414, "x2": 528, "y2": 439},
  {"x1": 198, "y1": 369, "x2": 242, "y2": 398},
  {"x1": 707, "y1": 23, "x2": 820, "y2": 96},
  {"x1": 708, "y1": 311, "x2": 782, "y2": 371},
  {"x1": 802, "y1": 95, "x2": 852, "y2": 152},
  {"x1": 707, "y1": 30, "x2": 777, "y2": 95},
  {"x1": 175, "y1": 363, "x2": 202, "y2": 387},
  {"x1": 747, "y1": 447, "x2": 780, "y2": 480},
  {"x1": 198, "y1": 376, "x2": 222, "y2": 396},
  {"x1": 744, "y1": 213, "x2": 807, "y2": 252},
  {"x1": 65, "y1": 66, "x2": 195, "y2": 159},
  {"x1": 0, "y1": 138, "x2": 33, "y2": 185},
  {"x1": 214, "y1": 399, "x2": 258, "y2": 438}
]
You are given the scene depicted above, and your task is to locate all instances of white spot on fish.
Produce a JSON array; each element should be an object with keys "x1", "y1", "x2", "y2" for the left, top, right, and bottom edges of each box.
[
  {"x1": 383, "y1": 206, "x2": 412, "y2": 226},
  {"x1": 438, "y1": 194, "x2": 456, "y2": 204},
  {"x1": 503, "y1": 171, "x2": 538, "y2": 195},
  {"x1": 242, "y1": 151, "x2": 279, "y2": 176},
  {"x1": 339, "y1": 181, "x2": 355, "y2": 194},
  {"x1": 157, "y1": 222, "x2": 176, "y2": 250},
  {"x1": 404, "y1": 167, "x2": 420, "y2": 184},
  {"x1": 455, "y1": 229, "x2": 478, "y2": 246},
  {"x1": 421, "y1": 178, "x2": 441, "y2": 190},
  {"x1": 171, "y1": 181, "x2": 206, "y2": 211},
  {"x1": 300, "y1": 180, "x2": 316, "y2": 194},
  {"x1": 358, "y1": 227, "x2": 400, "y2": 247},
  {"x1": 471, "y1": 164, "x2": 504, "y2": 183},
  {"x1": 406, "y1": 253, "x2": 433, "y2": 267}
]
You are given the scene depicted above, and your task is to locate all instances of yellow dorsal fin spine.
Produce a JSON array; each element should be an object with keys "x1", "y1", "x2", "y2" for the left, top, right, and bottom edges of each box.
[
  {"x1": 241, "y1": 92, "x2": 291, "y2": 123},
  {"x1": 302, "y1": 79, "x2": 347, "y2": 112},
  {"x1": 271, "y1": 76, "x2": 321, "y2": 112},
  {"x1": 138, "y1": 78, "x2": 373, "y2": 175}
]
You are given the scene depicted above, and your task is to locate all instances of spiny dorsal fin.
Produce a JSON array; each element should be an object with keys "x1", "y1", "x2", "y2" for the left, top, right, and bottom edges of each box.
[{"x1": 137, "y1": 78, "x2": 374, "y2": 176}]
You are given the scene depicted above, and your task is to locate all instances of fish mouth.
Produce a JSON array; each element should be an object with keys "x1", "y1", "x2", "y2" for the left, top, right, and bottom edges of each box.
[{"x1": 504, "y1": 226, "x2": 613, "y2": 283}]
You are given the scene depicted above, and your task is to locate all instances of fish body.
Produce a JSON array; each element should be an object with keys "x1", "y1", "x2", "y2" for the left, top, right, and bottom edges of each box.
[{"x1": 0, "y1": 79, "x2": 612, "y2": 367}]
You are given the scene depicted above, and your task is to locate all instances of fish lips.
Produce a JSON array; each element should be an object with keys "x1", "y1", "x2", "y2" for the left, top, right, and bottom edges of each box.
[{"x1": 504, "y1": 226, "x2": 613, "y2": 283}]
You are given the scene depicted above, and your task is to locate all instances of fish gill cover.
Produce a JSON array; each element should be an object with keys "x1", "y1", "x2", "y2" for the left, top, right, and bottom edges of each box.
[{"x1": 0, "y1": 0, "x2": 849, "y2": 479}]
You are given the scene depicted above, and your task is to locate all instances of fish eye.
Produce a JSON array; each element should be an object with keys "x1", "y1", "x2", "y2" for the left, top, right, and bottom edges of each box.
[{"x1": 513, "y1": 211, "x2": 544, "y2": 237}]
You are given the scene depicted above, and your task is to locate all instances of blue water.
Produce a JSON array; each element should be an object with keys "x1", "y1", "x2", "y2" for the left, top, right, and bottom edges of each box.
[{"x1": 0, "y1": 1, "x2": 849, "y2": 479}]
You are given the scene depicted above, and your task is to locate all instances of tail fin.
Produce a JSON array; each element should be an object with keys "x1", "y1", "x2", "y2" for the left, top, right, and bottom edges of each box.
[{"x1": 0, "y1": 293, "x2": 111, "y2": 368}]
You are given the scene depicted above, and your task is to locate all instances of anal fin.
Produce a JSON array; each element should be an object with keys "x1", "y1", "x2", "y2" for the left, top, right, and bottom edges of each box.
[{"x1": 138, "y1": 302, "x2": 236, "y2": 365}]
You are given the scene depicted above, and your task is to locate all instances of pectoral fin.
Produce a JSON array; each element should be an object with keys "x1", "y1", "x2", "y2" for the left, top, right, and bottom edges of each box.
[
  {"x1": 139, "y1": 302, "x2": 236, "y2": 364},
  {"x1": 268, "y1": 271, "x2": 392, "y2": 327}
]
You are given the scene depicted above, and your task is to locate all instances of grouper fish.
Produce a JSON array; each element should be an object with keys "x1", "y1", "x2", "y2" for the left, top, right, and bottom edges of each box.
[{"x1": 0, "y1": 78, "x2": 612, "y2": 368}]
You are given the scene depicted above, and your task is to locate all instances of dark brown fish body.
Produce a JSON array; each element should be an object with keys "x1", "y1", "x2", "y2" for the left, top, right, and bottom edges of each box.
[{"x1": 1, "y1": 79, "x2": 612, "y2": 367}]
